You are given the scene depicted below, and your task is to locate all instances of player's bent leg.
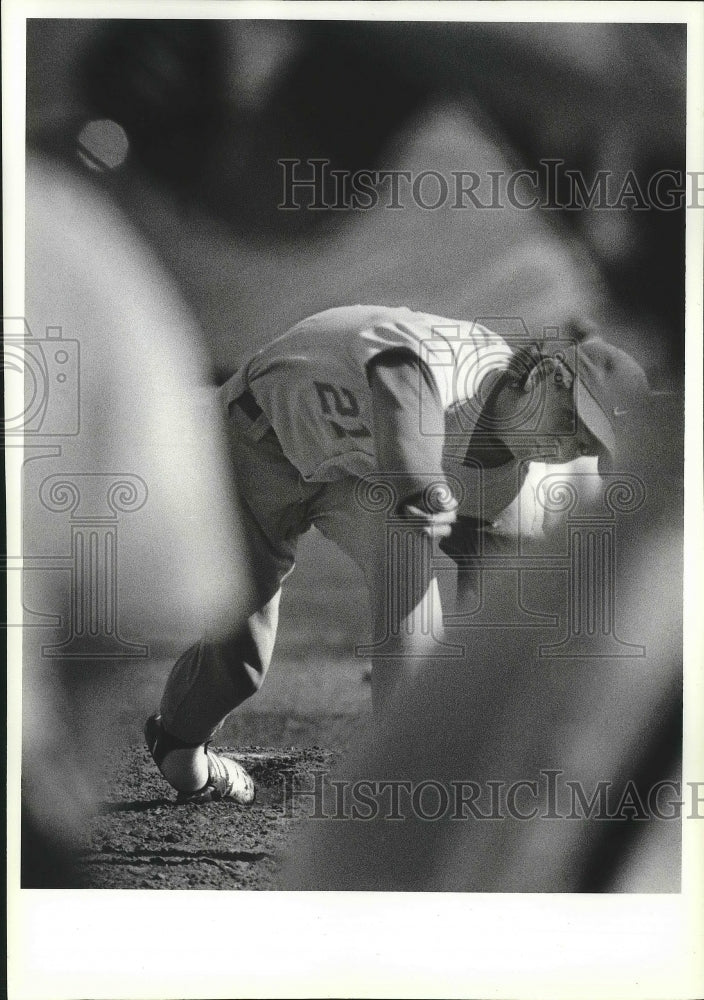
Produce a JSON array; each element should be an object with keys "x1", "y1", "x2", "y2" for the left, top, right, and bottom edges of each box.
[
  {"x1": 311, "y1": 479, "x2": 445, "y2": 718},
  {"x1": 367, "y1": 569, "x2": 445, "y2": 718},
  {"x1": 144, "y1": 399, "x2": 307, "y2": 802},
  {"x1": 357, "y1": 516, "x2": 447, "y2": 718},
  {"x1": 159, "y1": 591, "x2": 282, "y2": 745},
  {"x1": 146, "y1": 591, "x2": 281, "y2": 801}
]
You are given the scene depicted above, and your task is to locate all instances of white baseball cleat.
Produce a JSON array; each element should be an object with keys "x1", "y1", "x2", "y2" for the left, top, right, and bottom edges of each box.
[{"x1": 144, "y1": 714, "x2": 255, "y2": 805}]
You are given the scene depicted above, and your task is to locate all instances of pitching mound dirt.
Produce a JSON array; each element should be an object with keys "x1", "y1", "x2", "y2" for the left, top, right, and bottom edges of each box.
[{"x1": 79, "y1": 744, "x2": 335, "y2": 889}]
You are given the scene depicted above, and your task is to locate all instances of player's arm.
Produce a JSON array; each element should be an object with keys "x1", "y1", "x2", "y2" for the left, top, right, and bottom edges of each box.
[
  {"x1": 366, "y1": 350, "x2": 456, "y2": 713},
  {"x1": 368, "y1": 348, "x2": 458, "y2": 531}
]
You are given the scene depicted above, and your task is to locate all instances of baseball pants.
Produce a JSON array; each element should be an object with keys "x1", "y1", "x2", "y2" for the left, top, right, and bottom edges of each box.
[{"x1": 158, "y1": 386, "x2": 436, "y2": 744}]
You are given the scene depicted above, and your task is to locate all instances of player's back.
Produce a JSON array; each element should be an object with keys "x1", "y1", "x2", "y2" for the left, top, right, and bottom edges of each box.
[{"x1": 237, "y1": 304, "x2": 512, "y2": 483}]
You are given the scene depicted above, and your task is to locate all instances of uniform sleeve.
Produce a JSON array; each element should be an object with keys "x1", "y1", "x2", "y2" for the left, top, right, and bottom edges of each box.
[{"x1": 367, "y1": 349, "x2": 453, "y2": 513}]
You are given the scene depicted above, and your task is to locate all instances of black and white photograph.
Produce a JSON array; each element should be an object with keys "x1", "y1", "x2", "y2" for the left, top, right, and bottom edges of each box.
[{"x1": 5, "y1": 1, "x2": 703, "y2": 997}]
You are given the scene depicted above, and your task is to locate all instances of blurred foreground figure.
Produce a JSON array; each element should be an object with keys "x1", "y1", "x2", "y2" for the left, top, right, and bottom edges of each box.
[
  {"x1": 281, "y1": 390, "x2": 682, "y2": 892},
  {"x1": 144, "y1": 304, "x2": 659, "y2": 818},
  {"x1": 19, "y1": 155, "x2": 247, "y2": 886}
]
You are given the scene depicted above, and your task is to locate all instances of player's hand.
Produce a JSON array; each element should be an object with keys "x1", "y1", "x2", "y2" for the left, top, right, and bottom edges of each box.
[{"x1": 398, "y1": 486, "x2": 459, "y2": 540}]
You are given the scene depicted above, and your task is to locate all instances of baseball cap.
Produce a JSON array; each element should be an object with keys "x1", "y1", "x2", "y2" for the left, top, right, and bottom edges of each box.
[{"x1": 571, "y1": 336, "x2": 652, "y2": 460}]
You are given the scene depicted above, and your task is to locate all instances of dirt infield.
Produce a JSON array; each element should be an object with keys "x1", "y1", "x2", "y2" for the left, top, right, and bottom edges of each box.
[
  {"x1": 81, "y1": 744, "x2": 335, "y2": 890},
  {"x1": 63, "y1": 641, "x2": 371, "y2": 890}
]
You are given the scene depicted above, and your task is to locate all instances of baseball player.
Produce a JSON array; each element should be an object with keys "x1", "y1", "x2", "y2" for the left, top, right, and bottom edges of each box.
[{"x1": 145, "y1": 304, "x2": 652, "y2": 803}]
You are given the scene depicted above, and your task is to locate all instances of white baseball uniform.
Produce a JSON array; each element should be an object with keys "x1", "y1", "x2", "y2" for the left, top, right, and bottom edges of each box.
[{"x1": 159, "y1": 305, "x2": 521, "y2": 741}]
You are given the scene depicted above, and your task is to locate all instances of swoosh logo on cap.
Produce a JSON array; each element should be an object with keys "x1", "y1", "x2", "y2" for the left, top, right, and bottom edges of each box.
[{"x1": 612, "y1": 406, "x2": 629, "y2": 417}]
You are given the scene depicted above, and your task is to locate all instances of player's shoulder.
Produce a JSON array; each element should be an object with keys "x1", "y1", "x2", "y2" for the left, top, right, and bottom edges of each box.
[
  {"x1": 407, "y1": 312, "x2": 513, "y2": 358},
  {"x1": 273, "y1": 304, "x2": 431, "y2": 350},
  {"x1": 289, "y1": 304, "x2": 414, "y2": 330},
  {"x1": 278, "y1": 304, "x2": 511, "y2": 354}
]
